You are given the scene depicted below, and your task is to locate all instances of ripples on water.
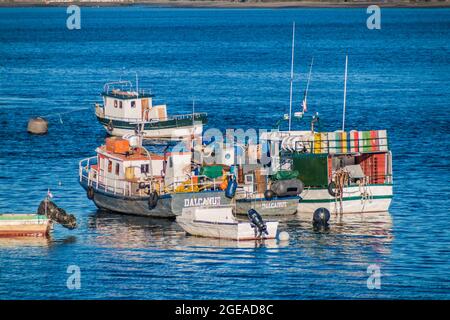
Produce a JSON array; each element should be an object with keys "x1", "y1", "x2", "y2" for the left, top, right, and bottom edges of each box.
[
  {"x1": 0, "y1": 8, "x2": 449, "y2": 299},
  {"x1": 0, "y1": 211, "x2": 394, "y2": 299}
]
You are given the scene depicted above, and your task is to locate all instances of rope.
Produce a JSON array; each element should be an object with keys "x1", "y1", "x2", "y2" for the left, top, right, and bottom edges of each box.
[
  {"x1": 39, "y1": 107, "x2": 91, "y2": 119},
  {"x1": 332, "y1": 168, "x2": 349, "y2": 214}
]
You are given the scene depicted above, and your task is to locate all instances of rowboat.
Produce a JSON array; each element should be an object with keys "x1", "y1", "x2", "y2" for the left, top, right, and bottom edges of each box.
[
  {"x1": 0, "y1": 214, "x2": 51, "y2": 237},
  {"x1": 176, "y1": 207, "x2": 278, "y2": 241}
]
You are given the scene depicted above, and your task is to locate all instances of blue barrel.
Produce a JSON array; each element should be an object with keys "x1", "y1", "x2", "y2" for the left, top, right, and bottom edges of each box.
[{"x1": 225, "y1": 176, "x2": 237, "y2": 199}]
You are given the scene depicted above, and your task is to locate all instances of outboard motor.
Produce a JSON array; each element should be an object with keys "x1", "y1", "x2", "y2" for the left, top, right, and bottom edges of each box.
[
  {"x1": 37, "y1": 199, "x2": 77, "y2": 229},
  {"x1": 247, "y1": 209, "x2": 268, "y2": 237},
  {"x1": 312, "y1": 207, "x2": 330, "y2": 231}
]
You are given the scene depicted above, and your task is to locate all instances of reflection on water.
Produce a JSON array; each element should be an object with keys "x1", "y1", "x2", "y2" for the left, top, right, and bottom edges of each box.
[
  {"x1": 87, "y1": 209, "x2": 393, "y2": 252},
  {"x1": 2, "y1": 7, "x2": 447, "y2": 299},
  {"x1": 0, "y1": 236, "x2": 51, "y2": 248},
  {"x1": 88, "y1": 210, "x2": 281, "y2": 249}
]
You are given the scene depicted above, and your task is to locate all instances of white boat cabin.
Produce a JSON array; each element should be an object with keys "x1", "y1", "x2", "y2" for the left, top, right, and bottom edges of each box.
[
  {"x1": 99, "y1": 81, "x2": 168, "y2": 122},
  {"x1": 92, "y1": 137, "x2": 192, "y2": 195}
]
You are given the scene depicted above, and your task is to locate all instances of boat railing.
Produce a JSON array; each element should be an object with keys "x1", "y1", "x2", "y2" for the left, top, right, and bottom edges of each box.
[
  {"x1": 79, "y1": 157, "x2": 225, "y2": 197},
  {"x1": 361, "y1": 173, "x2": 393, "y2": 185},
  {"x1": 94, "y1": 110, "x2": 207, "y2": 124},
  {"x1": 103, "y1": 81, "x2": 133, "y2": 94},
  {"x1": 293, "y1": 136, "x2": 389, "y2": 154},
  {"x1": 95, "y1": 103, "x2": 104, "y2": 117},
  {"x1": 163, "y1": 174, "x2": 225, "y2": 194}
]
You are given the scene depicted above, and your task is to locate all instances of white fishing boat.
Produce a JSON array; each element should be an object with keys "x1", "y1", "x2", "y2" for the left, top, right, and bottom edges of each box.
[
  {"x1": 263, "y1": 129, "x2": 393, "y2": 214},
  {"x1": 95, "y1": 80, "x2": 207, "y2": 140},
  {"x1": 258, "y1": 24, "x2": 393, "y2": 215},
  {"x1": 176, "y1": 207, "x2": 278, "y2": 240}
]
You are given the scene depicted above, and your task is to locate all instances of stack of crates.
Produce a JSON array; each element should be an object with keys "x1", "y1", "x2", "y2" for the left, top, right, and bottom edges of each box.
[
  {"x1": 358, "y1": 153, "x2": 386, "y2": 184},
  {"x1": 312, "y1": 130, "x2": 388, "y2": 154}
]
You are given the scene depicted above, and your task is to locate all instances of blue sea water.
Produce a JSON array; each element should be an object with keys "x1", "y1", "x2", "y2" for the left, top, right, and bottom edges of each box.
[{"x1": 0, "y1": 7, "x2": 449, "y2": 299}]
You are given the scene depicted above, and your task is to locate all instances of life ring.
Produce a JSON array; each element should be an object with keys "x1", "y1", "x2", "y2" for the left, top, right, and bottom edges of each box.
[
  {"x1": 327, "y1": 181, "x2": 340, "y2": 197},
  {"x1": 148, "y1": 191, "x2": 158, "y2": 209},
  {"x1": 87, "y1": 186, "x2": 95, "y2": 200},
  {"x1": 138, "y1": 182, "x2": 147, "y2": 190},
  {"x1": 107, "y1": 120, "x2": 114, "y2": 132}
]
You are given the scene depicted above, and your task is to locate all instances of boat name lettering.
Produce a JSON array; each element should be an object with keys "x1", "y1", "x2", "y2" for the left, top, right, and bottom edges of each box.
[
  {"x1": 261, "y1": 201, "x2": 287, "y2": 209},
  {"x1": 184, "y1": 196, "x2": 221, "y2": 208}
]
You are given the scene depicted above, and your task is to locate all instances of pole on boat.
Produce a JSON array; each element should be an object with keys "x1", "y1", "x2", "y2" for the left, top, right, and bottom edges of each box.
[
  {"x1": 342, "y1": 55, "x2": 348, "y2": 131},
  {"x1": 302, "y1": 57, "x2": 314, "y2": 112},
  {"x1": 135, "y1": 71, "x2": 139, "y2": 98},
  {"x1": 288, "y1": 22, "x2": 295, "y2": 132},
  {"x1": 192, "y1": 98, "x2": 195, "y2": 128},
  {"x1": 191, "y1": 98, "x2": 196, "y2": 147}
]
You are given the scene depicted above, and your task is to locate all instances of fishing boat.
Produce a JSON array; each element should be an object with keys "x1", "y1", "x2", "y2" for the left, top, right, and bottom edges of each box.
[
  {"x1": 259, "y1": 23, "x2": 393, "y2": 215},
  {"x1": 232, "y1": 164, "x2": 302, "y2": 216},
  {"x1": 0, "y1": 214, "x2": 51, "y2": 237},
  {"x1": 95, "y1": 80, "x2": 207, "y2": 140},
  {"x1": 262, "y1": 129, "x2": 393, "y2": 214},
  {"x1": 79, "y1": 135, "x2": 232, "y2": 218},
  {"x1": 176, "y1": 206, "x2": 278, "y2": 240},
  {"x1": 192, "y1": 142, "x2": 302, "y2": 216}
]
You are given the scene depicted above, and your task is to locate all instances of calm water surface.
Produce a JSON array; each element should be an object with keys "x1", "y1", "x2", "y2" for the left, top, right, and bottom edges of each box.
[{"x1": 0, "y1": 7, "x2": 449, "y2": 299}]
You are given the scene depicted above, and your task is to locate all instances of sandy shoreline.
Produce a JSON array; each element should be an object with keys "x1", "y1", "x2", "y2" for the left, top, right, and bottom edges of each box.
[{"x1": 0, "y1": 1, "x2": 449, "y2": 8}]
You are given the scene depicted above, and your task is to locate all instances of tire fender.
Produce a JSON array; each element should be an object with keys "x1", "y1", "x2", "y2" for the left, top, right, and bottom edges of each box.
[{"x1": 87, "y1": 186, "x2": 95, "y2": 200}]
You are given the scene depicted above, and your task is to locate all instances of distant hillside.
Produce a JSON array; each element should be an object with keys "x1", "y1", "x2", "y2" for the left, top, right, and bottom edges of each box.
[{"x1": 1, "y1": 0, "x2": 449, "y2": 8}]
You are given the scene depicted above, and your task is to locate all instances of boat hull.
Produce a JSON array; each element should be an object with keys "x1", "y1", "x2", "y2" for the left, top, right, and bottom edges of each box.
[
  {"x1": 81, "y1": 181, "x2": 232, "y2": 218},
  {"x1": 176, "y1": 217, "x2": 279, "y2": 241},
  {"x1": 0, "y1": 214, "x2": 51, "y2": 237},
  {"x1": 235, "y1": 196, "x2": 299, "y2": 216},
  {"x1": 298, "y1": 184, "x2": 393, "y2": 214},
  {"x1": 97, "y1": 115, "x2": 206, "y2": 140}
]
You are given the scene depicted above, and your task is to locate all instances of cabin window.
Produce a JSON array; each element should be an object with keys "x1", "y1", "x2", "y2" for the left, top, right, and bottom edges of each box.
[
  {"x1": 131, "y1": 101, "x2": 136, "y2": 108},
  {"x1": 108, "y1": 160, "x2": 112, "y2": 173},
  {"x1": 115, "y1": 163, "x2": 120, "y2": 176},
  {"x1": 141, "y1": 164, "x2": 149, "y2": 174},
  {"x1": 169, "y1": 157, "x2": 173, "y2": 168},
  {"x1": 119, "y1": 101, "x2": 123, "y2": 109},
  {"x1": 114, "y1": 100, "x2": 118, "y2": 108}
]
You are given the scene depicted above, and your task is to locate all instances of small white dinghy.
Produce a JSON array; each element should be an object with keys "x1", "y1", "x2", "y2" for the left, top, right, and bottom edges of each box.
[{"x1": 176, "y1": 206, "x2": 278, "y2": 241}]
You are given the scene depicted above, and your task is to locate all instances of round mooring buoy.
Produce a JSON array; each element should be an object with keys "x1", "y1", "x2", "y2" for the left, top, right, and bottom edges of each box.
[
  {"x1": 313, "y1": 207, "x2": 331, "y2": 226},
  {"x1": 27, "y1": 117, "x2": 48, "y2": 135},
  {"x1": 278, "y1": 231, "x2": 290, "y2": 241}
]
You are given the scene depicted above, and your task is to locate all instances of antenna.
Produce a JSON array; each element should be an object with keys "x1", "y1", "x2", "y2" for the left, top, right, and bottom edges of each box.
[
  {"x1": 303, "y1": 57, "x2": 314, "y2": 104},
  {"x1": 135, "y1": 71, "x2": 139, "y2": 98},
  {"x1": 288, "y1": 22, "x2": 295, "y2": 132},
  {"x1": 342, "y1": 55, "x2": 348, "y2": 131},
  {"x1": 192, "y1": 98, "x2": 195, "y2": 128}
]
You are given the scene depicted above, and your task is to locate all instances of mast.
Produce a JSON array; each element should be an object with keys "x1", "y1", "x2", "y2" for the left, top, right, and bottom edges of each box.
[
  {"x1": 303, "y1": 57, "x2": 314, "y2": 107},
  {"x1": 135, "y1": 72, "x2": 139, "y2": 98},
  {"x1": 192, "y1": 98, "x2": 195, "y2": 128},
  {"x1": 342, "y1": 55, "x2": 348, "y2": 131},
  {"x1": 288, "y1": 22, "x2": 295, "y2": 132}
]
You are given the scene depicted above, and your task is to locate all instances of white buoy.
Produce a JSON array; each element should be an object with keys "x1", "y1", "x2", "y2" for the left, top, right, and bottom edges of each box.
[
  {"x1": 27, "y1": 117, "x2": 48, "y2": 135},
  {"x1": 278, "y1": 231, "x2": 290, "y2": 241}
]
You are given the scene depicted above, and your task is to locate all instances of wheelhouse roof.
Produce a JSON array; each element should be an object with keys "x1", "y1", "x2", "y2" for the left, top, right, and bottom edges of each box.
[
  {"x1": 96, "y1": 146, "x2": 191, "y2": 162},
  {"x1": 102, "y1": 91, "x2": 154, "y2": 100}
]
